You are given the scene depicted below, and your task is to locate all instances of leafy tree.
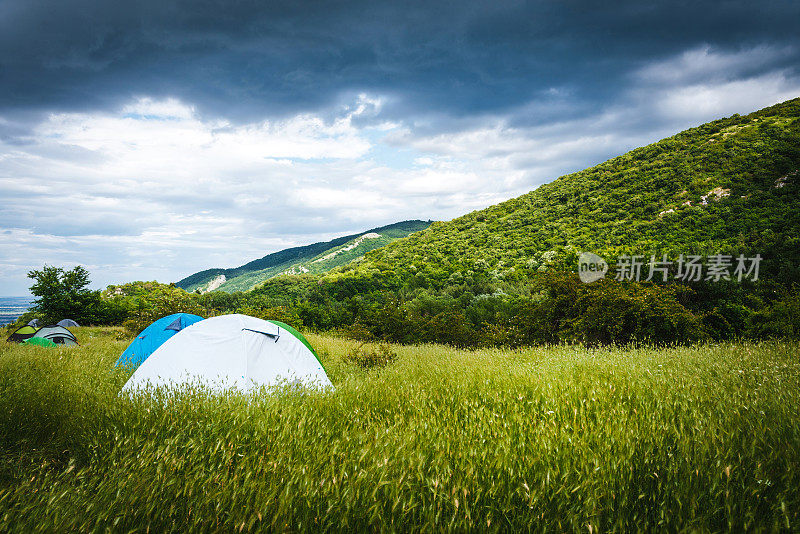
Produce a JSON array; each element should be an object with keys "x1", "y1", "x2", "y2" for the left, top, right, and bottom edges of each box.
[{"x1": 27, "y1": 265, "x2": 127, "y2": 326}]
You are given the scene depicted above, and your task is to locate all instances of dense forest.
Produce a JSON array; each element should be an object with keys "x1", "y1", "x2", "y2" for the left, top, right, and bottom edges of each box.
[{"x1": 12, "y1": 99, "x2": 800, "y2": 346}]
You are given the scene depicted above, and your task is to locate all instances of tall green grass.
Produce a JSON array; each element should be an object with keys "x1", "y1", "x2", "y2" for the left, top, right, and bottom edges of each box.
[{"x1": 1, "y1": 328, "x2": 798, "y2": 531}]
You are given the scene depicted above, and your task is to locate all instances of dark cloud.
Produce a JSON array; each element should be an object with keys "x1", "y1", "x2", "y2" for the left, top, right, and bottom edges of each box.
[{"x1": 1, "y1": 0, "x2": 798, "y2": 124}]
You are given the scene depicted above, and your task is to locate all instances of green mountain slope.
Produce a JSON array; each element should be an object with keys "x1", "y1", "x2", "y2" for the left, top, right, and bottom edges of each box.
[
  {"x1": 321, "y1": 98, "x2": 799, "y2": 287},
  {"x1": 175, "y1": 220, "x2": 432, "y2": 293}
]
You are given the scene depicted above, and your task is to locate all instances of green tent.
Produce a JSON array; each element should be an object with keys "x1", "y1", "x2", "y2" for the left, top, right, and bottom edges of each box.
[
  {"x1": 7, "y1": 325, "x2": 37, "y2": 343},
  {"x1": 23, "y1": 337, "x2": 57, "y2": 348}
]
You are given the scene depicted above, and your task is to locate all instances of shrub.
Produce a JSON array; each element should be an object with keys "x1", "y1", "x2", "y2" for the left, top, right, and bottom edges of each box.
[
  {"x1": 342, "y1": 342, "x2": 397, "y2": 369},
  {"x1": 505, "y1": 272, "x2": 707, "y2": 346},
  {"x1": 563, "y1": 280, "x2": 707, "y2": 345},
  {"x1": 420, "y1": 310, "x2": 479, "y2": 348},
  {"x1": 746, "y1": 286, "x2": 800, "y2": 339}
]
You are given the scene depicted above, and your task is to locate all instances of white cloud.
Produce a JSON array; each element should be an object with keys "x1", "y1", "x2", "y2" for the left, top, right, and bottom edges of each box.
[
  {"x1": 635, "y1": 44, "x2": 793, "y2": 85},
  {"x1": 651, "y1": 71, "x2": 800, "y2": 122},
  {"x1": 630, "y1": 45, "x2": 800, "y2": 123},
  {"x1": 289, "y1": 186, "x2": 393, "y2": 210},
  {"x1": 0, "y1": 95, "x2": 512, "y2": 292},
  {"x1": 122, "y1": 97, "x2": 196, "y2": 120}
]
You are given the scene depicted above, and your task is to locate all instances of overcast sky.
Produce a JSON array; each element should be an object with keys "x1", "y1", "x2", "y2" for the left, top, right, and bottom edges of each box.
[{"x1": 1, "y1": 0, "x2": 799, "y2": 294}]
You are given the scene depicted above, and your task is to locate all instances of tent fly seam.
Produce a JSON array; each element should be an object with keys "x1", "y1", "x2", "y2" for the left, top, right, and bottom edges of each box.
[{"x1": 241, "y1": 328, "x2": 280, "y2": 342}]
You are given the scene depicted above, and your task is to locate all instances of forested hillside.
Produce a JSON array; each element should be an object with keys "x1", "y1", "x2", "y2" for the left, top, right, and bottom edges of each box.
[
  {"x1": 330, "y1": 98, "x2": 799, "y2": 286},
  {"x1": 175, "y1": 220, "x2": 431, "y2": 293},
  {"x1": 246, "y1": 98, "x2": 800, "y2": 345}
]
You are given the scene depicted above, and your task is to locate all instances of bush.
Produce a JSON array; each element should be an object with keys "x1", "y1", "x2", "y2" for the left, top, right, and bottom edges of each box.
[
  {"x1": 342, "y1": 342, "x2": 397, "y2": 369},
  {"x1": 420, "y1": 310, "x2": 479, "y2": 348},
  {"x1": 746, "y1": 286, "x2": 800, "y2": 339},
  {"x1": 504, "y1": 273, "x2": 707, "y2": 346},
  {"x1": 563, "y1": 280, "x2": 707, "y2": 345}
]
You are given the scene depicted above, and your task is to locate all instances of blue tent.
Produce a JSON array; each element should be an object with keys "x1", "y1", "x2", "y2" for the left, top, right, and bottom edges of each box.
[{"x1": 115, "y1": 313, "x2": 204, "y2": 369}]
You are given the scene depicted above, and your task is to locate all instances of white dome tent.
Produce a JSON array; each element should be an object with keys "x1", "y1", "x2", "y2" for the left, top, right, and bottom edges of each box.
[{"x1": 121, "y1": 314, "x2": 332, "y2": 394}]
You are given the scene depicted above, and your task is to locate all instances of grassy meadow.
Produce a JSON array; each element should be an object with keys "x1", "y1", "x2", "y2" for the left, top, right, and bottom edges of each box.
[{"x1": 0, "y1": 327, "x2": 798, "y2": 532}]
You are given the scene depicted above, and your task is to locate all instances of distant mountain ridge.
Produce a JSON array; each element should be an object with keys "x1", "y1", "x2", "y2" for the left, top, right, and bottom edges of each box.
[{"x1": 175, "y1": 220, "x2": 432, "y2": 292}]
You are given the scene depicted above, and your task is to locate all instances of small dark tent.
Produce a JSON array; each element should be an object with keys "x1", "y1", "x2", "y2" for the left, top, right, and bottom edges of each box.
[
  {"x1": 57, "y1": 319, "x2": 79, "y2": 327},
  {"x1": 27, "y1": 319, "x2": 40, "y2": 328},
  {"x1": 7, "y1": 325, "x2": 37, "y2": 343},
  {"x1": 31, "y1": 325, "x2": 78, "y2": 346}
]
